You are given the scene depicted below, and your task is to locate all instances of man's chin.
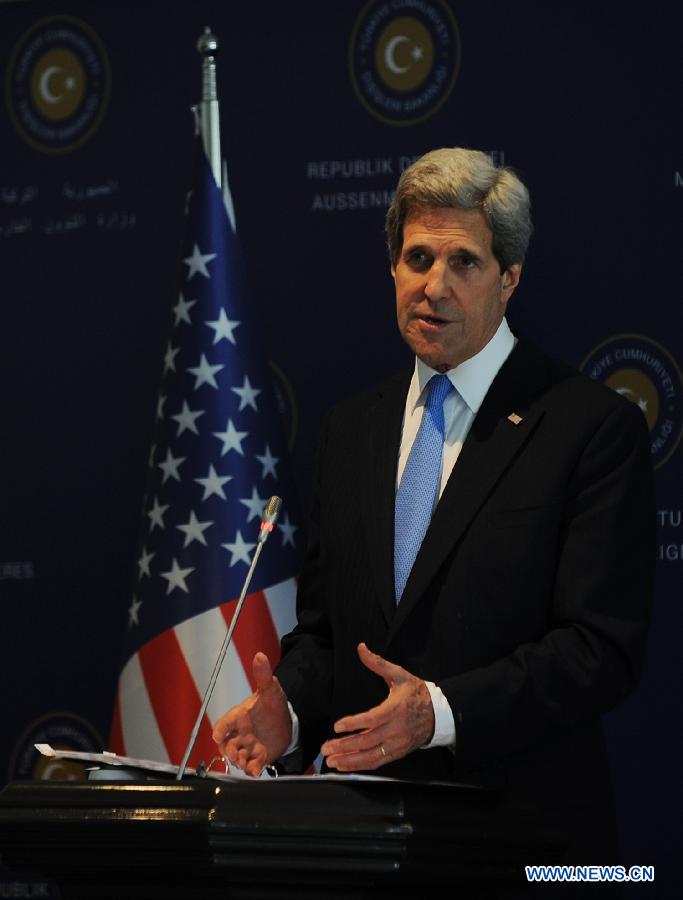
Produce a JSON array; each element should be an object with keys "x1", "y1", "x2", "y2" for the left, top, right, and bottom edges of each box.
[{"x1": 414, "y1": 348, "x2": 458, "y2": 373}]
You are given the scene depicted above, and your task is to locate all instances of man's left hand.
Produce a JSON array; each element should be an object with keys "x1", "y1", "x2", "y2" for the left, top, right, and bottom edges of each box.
[{"x1": 321, "y1": 642, "x2": 435, "y2": 771}]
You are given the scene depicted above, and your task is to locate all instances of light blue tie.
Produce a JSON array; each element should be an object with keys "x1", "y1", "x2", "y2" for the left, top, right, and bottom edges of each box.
[{"x1": 394, "y1": 374, "x2": 453, "y2": 602}]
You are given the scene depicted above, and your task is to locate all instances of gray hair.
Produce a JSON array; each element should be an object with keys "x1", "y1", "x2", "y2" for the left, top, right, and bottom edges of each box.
[{"x1": 386, "y1": 148, "x2": 532, "y2": 272}]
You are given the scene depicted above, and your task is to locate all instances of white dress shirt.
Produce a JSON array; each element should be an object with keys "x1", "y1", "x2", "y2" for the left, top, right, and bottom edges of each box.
[{"x1": 284, "y1": 319, "x2": 516, "y2": 758}]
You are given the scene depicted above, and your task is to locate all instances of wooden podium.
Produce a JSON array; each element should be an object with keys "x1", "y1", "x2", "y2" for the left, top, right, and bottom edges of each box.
[{"x1": 0, "y1": 776, "x2": 558, "y2": 898}]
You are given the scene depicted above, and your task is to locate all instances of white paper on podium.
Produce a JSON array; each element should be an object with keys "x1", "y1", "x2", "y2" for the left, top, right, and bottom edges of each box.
[
  {"x1": 35, "y1": 743, "x2": 195, "y2": 777},
  {"x1": 34, "y1": 744, "x2": 395, "y2": 783}
]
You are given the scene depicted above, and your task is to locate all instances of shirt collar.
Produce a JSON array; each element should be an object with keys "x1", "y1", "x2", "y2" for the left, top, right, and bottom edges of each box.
[{"x1": 413, "y1": 318, "x2": 516, "y2": 413}]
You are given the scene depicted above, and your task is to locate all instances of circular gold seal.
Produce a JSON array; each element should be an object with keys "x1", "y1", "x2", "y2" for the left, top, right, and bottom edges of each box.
[
  {"x1": 581, "y1": 334, "x2": 683, "y2": 470},
  {"x1": 350, "y1": 0, "x2": 461, "y2": 126},
  {"x1": 375, "y1": 17, "x2": 434, "y2": 92},
  {"x1": 30, "y1": 48, "x2": 86, "y2": 121},
  {"x1": 5, "y1": 15, "x2": 110, "y2": 153}
]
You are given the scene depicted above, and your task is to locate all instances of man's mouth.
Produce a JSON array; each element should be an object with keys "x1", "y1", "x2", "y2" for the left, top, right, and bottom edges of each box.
[{"x1": 418, "y1": 314, "x2": 449, "y2": 326}]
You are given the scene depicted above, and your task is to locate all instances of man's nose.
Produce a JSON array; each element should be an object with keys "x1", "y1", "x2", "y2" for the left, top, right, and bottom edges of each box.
[{"x1": 424, "y1": 262, "x2": 450, "y2": 302}]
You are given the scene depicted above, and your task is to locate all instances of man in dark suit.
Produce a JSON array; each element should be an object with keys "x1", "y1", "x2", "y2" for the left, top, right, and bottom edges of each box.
[{"x1": 213, "y1": 148, "x2": 654, "y2": 860}]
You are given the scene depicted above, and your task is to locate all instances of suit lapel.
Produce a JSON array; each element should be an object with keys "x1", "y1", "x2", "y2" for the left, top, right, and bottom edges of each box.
[
  {"x1": 359, "y1": 369, "x2": 412, "y2": 627},
  {"x1": 386, "y1": 340, "x2": 551, "y2": 642}
]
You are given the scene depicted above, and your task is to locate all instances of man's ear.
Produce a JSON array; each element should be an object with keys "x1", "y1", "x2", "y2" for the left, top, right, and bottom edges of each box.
[
  {"x1": 501, "y1": 263, "x2": 522, "y2": 302},
  {"x1": 390, "y1": 262, "x2": 396, "y2": 280}
]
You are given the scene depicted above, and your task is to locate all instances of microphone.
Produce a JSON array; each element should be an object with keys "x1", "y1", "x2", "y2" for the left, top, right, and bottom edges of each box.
[
  {"x1": 176, "y1": 495, "x2": 282, "y2": 780},
  {"x1": 257, "y1": 495, "x2": 282, "y2": 544}
]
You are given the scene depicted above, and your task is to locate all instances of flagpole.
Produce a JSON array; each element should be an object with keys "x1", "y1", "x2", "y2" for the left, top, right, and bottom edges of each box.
[{"x1": 197, "y1": 27, "x2": 221, "y2": 189}]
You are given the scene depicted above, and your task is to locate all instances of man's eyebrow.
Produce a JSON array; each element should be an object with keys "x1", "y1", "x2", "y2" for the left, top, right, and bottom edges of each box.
[
  {"x1": 453, "y1": 247, "x2": 484, "y2": 262},
  {"x1": 402, "y1": 241, "x2": 484, "y2": 262},
  {"x1": 402, "y1": 241, "x2": 430, "y2": 255}
]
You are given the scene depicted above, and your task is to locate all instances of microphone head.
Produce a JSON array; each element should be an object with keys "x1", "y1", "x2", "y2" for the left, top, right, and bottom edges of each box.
[
  {"x1": 263, "y1": 495, "x2": 282, "y2": 525},
  {"x1": 257, "y1": 496, "x2": 282, "y2": 544}
]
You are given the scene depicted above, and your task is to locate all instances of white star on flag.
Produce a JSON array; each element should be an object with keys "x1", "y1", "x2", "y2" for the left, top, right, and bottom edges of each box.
[
  {"x1": 256, "y1": 444, "x2": 279, "y2": 479},
  {"x1": 164, "y1": 343, "x2": 180, "y2": 374},
  {"x1": 173, "y1": 293, "x2": 197, "y2": 326},
  {"x1": 160, "y1": 558, "x2": 195, "y2": 594},
  {"x1": 137, "y1": 547, "x2": 155, "y2": 578},
  {"x1": 183, "y1": 243, "x2": 216, "y2": 279},
  {"x1": 147, "y1": 497, "x2": 169, "y2": 531},
  {"x1": 171, "y1": 401, "x2": 204, "y2": 436},
  {"x1": 187, "y1": 353, "x2": 225, "y2": 389},
  {"x1": 194, "y1": 464, "x2": 232, "y2": 501},
  {"x1": 231, "y1": 375, "x2": 261, "y2": 412},
  {"x1": 176, "y1": 510, "x2": 214, "y2": 547},
  {"x1": 221, "y1": 530, "x2": 256, "y2": 567},
  {"x1": 128, "y1": 595, "x2": 142, "y2": 627},
  {"x1": 206, "y1": 308, "x2": 240, "y2": 345},
  {"x1": 156, "y1": 395, "x2": 166, "y2": 420},
  {"x1": 213, "y1": 418, "x2": 248, "y2": 456},
  {"x1": 279, "y1": 512, "x2": 297, "y2": 548},
  {"x1": 158, "y1": 448, "x2": 186, "y2": 484},
  {"x1": 239, "y1": 486, "x2": 266, "y2": 522}
]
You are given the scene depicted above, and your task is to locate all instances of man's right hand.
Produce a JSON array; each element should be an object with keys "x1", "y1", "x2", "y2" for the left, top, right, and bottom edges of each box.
[{"x1": 212, "y1": 651, "x2": 292, "y2": 777}]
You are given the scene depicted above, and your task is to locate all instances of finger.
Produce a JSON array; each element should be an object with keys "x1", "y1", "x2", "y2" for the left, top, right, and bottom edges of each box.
[
  {"x1": 223, "y1": 738, "x2": 240, "y2": 765},
  {"x1": 252, "y1": 651, "x2": 274, "y2": 691},
  {"x1": 234, "y1": 739, "x2": 266, "y2": 777},
  {"x1": 322, "y1": 721, "x2": 394, "y2": 758},
  {"x1": 221, "y1": 730, "x2": 256, "y2": 764},
  {"x1": 237, "y1": 746, "x2": 252, "y2": 771},
  {"x1": 235, "y1": 739, "x2": 264, "y2": 773},
  {"x1": 212, "y1": 707, "x2": 240, "y2": 743},
  {"x1": 333, "y1": 710, "x2": 381, "y2": 735},
  {"x1": 326, "y1": 742, "x2": 391, "y2": 773},
  {"x1": 245, "y1": 757, "x2": 264, "y2": 778},
  {"x1": 357, "y1": 642, "x2": 407, "y2": 684}
]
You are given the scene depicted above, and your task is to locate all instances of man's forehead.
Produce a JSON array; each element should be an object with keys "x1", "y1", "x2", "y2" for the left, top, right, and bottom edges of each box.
[{"x1": 402, "y1": 206, "x2": 492, "y2": 248}]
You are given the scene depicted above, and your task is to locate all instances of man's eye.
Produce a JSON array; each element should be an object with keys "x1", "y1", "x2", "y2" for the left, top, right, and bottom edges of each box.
[
  {"x1": 406, "y1": 251, "x2": 430, "y2": 267},
  {"x1": 454, "y1": 254, "x2": 476, "y2": 269}
]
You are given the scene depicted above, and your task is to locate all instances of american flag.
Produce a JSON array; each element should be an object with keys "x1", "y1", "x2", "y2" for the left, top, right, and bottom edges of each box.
[{"x1": 110, "y1": 141, "x2": 301, "y2": 770}]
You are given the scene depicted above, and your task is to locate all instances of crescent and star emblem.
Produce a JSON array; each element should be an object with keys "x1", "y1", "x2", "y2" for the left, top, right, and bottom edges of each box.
[
  {"x1": 384, "y1": 34, "x2": 424, "y2": 75},
  {"x1": 39, "y1": 65, "x2": 62, "y2": 103},
  {"x1": 39, "y1": 65, "x2": 77, "y2": 104},
  {"x1": 350, "y1": 3, "x2": 460, "y2": 125},
  {"x1": 8, "y1": 16, "x2": 110, "y2": 150}
]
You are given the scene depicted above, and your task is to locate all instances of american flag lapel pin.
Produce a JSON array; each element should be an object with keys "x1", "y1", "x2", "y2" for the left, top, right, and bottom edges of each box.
[{"x1": 507, "y1": 413, "x2": 523, "y2": 425}]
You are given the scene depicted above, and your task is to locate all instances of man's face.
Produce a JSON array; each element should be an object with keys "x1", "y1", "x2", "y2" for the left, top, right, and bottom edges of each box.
[{"x1": 392, "y1": 207, "x2": 522, "y2": 372}]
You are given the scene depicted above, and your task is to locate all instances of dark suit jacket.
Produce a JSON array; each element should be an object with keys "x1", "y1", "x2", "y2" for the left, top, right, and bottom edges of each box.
[{"x1": 276, "y1": 337, "x2": 655, "y2": 859}]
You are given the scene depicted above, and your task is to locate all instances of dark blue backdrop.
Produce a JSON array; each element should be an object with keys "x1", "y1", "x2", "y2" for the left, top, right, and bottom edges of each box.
[{"x1": 1, "y1": 1, "x2": 680, "y2": 893}]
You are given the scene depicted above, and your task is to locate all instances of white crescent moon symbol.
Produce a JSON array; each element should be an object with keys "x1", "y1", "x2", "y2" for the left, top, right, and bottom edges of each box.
[
  {"x1": 39, "y1": 66, "x2": 63, "y2": 104},
  {"x1": 615, "y1": 387, "x2": 634, "y2": 397},
  {"x1": 385, "y1": 35, "x2": 410, "y2": 75}
]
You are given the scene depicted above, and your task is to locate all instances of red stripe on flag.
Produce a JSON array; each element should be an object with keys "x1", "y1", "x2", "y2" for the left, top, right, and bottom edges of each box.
[
  {"x1": 138, "y1": 630, "x2": 216, "y2": 769},
  {"x1": 220, "y1": 590, "x2": 280, "y2": 692},
  {"x1": 108, "y1": 687, "x2": 125, "y2": 755}
]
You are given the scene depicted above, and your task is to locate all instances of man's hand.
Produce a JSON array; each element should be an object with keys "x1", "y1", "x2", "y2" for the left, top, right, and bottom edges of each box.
[
  {"x1": 321, "y1": 643, "x2": 435, "y2": 771},
  {"x1": 212, "y1": 651, "x2": 292, "y2": 777}
]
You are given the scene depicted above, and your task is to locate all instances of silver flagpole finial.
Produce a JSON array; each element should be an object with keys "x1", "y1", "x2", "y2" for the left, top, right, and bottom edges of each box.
[
  {"x1": 197, "y1": 27, "x2": 221, "y2": 188},
  {"x1": 197, "y1": 26, "x2": 218, "y2": 60}
]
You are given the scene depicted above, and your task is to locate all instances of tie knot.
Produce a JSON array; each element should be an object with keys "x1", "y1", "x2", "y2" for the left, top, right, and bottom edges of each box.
[
  {"x1": 423, "y1": 374, "x2": 453, "y2": 438},
  {"x1": 426, "y1": 374, "x2": 453, "y2": 411}
]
